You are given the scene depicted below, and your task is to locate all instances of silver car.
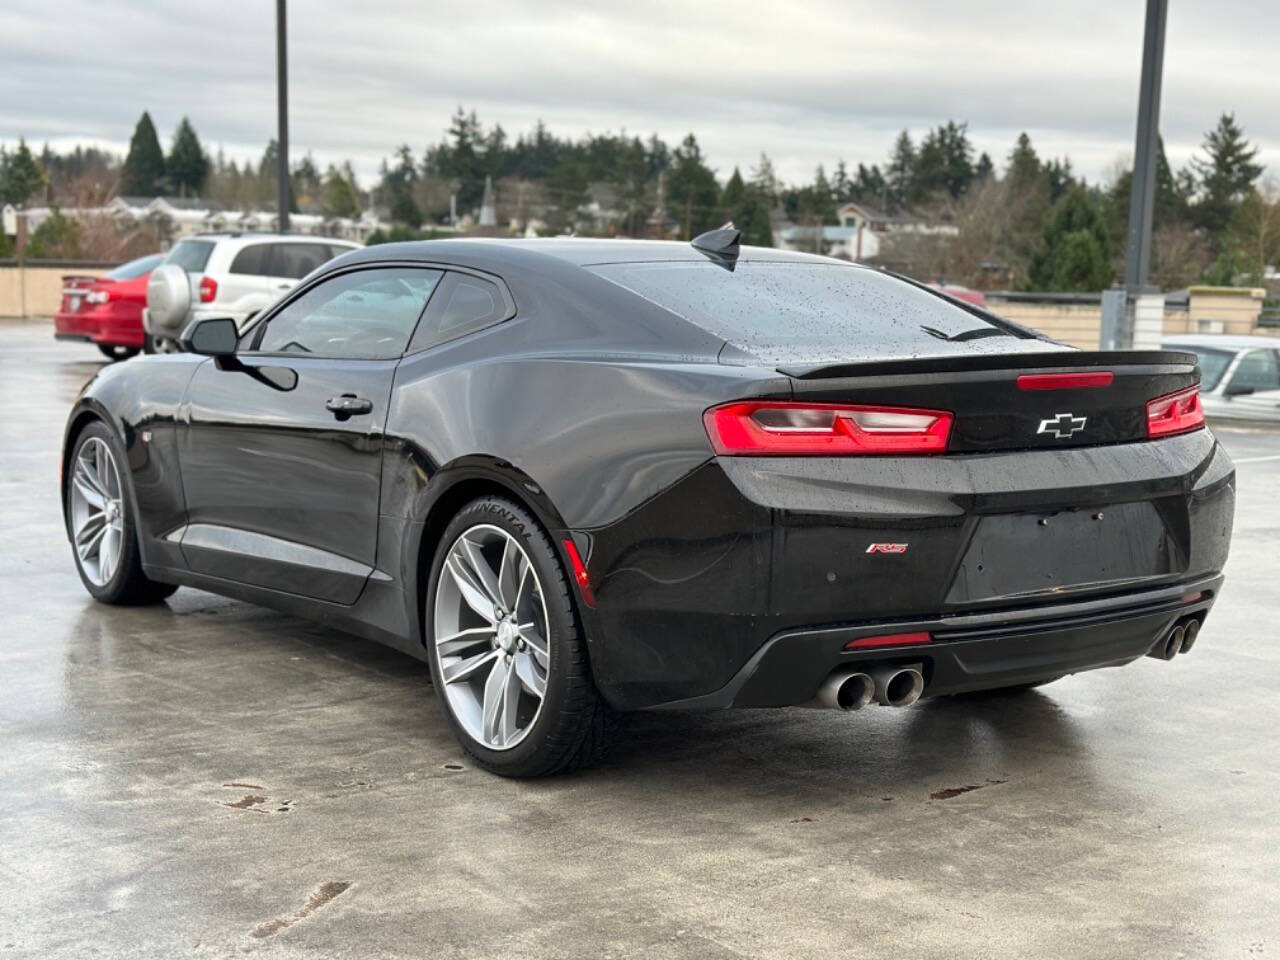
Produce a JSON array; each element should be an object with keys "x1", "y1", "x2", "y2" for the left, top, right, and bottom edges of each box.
[
  {"x1": 1163, "y1": 334, "x2": 1280, "y2": 423},
  {"x1": 144, "y1": 234, "x2": 362, "y2": 353}
]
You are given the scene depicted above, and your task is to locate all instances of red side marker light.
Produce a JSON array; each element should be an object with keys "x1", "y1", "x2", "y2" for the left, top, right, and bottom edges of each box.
[
  {"x1": 562, "y1": 538, "x2": 595, "y2": 608},
  {"x1": 1017, "y1": 372, "x2": 1115, "y2": 391},
  {"x1": 844, "y1": 631, "x2": 932, "y2": 651}
]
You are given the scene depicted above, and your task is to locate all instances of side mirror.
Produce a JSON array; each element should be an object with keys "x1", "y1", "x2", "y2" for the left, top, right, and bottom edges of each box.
[
  {"x1": 1223, "y1": 384, "x2": 1255, "y2": 397},
  {"x1": 179, "y1": 317, "x2": 239, "y2": 356}
]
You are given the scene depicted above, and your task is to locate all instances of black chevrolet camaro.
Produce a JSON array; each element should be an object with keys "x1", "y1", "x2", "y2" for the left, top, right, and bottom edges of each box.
[{"x1": 62, "y1": 233, "x2": 1235, "y2": 776}]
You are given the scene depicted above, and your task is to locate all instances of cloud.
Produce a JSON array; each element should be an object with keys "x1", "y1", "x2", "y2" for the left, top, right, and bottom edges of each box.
[{"x1": 1, "y1": 0, "x2": 1274, "y2": 188}]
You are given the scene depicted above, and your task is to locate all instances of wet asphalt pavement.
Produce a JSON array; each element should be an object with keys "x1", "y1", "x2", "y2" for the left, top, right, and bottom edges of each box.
[{"x1": 1, "y1": 318, "x2": 1278, "y2": 959}]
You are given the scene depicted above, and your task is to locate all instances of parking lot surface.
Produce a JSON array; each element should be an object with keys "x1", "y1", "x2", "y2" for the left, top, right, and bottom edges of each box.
[{"x1": 2, "y1": 318, "x2": 1278, "y2": 959}]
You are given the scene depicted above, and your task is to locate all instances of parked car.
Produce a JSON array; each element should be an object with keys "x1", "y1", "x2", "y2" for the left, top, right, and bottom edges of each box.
[
  {"x1": 64, "y1": 235, "x2": 1234, "y2": 776},
  {"x1": 54, "y1": 254, "x2": 165, "y2": 361},
  {"x1": 1162, "y1": 334, "x2": 1280, "y2": 423},
  {"x1": 143, "y1": 234, "x2": 361, "y2": 353},
  {"x1": 929, "y1": 281, "x2": 988, "y2": 308}
]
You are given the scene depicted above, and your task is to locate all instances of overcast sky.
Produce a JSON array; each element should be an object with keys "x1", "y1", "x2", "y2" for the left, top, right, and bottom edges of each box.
[{"x1": 1, "y1": 0, "x2": 1275, "y2": 190}]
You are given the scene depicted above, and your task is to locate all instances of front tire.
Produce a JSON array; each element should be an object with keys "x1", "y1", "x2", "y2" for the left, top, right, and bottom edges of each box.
[
  {"x1": 425, "y1": 496, "x2": 616, "y2": 777},
  {"x1": 66, "y1": 421, "x2": 178, "y2": 605}
]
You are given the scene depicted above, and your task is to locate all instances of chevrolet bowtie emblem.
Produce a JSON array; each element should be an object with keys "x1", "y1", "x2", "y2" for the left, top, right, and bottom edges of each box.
[{"x1": 1038, "y1": 412, "x2": 1087, "y2": 439}]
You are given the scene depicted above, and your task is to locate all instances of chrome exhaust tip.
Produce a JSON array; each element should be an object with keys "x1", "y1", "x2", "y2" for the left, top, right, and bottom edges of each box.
[
  {"x1": 1148, "y1": 624, "x2": 1184, "y2": 661},
  {"x1": 815, "y1": 669, "x2": 875, "y2": 711},
  {"x1": 871, "y1": 665, "x2": 925, "y2": 707},
  {"x1": 1179, "y1": 619, "x2": 1200, "y2": 654}
]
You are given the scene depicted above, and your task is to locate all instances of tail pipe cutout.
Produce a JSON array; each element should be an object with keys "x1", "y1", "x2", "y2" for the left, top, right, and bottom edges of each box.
[
  {"x1": 809, "y1": 663, "x2": 924, "y2": 711},
  {"x1": 1147, "y1": 614, "x2": 1203, "y2": 661}
]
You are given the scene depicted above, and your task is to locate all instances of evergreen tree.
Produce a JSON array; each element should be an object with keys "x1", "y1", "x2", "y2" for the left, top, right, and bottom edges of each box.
[
  {"x1": 292, "y1": 153, "x2": 322, "y2": 206},
  {"x1": 667, "y1": 134, "x2": 720, "y2": 238},
  {"x1": 1028, "y1": 186, "x2": 1114, "y2": 291},
  {"x1": 258, "y1": 139, "x2": 298, "y2": 213},
  {"x1": 1006, "y1": 132, "x2": 1042, "y2": 188},
  {"x1": 885, "y1": 130, "x2": 916, "y2": 210},
  {"x1": 749, "y1": 153, "x2": 779, "y2": 205},
  {"x1": 0, "y1": 138, "x2": 45, "y2": 205},
  {"x1": 120, "y1": 112, "x2": 166, "y2": 196},
  {"x1": 166, "y1": 117, "x2": 209, "y2": 197},
  {"x1": 383, "y1": 145, "x2": 422, "y2": 227},
  {"x1": 1191, "y1": 112, "x2": 1263, "y2": 238},
  {"x1": 721, "y1": 167, "x2": 746, "y2": 217},
  {"x1": 321, "y1": 164, "x2": 362, "y2": 218},
  {"x1": 974, "y1": 152, "x2": 994, "y2": 182}
]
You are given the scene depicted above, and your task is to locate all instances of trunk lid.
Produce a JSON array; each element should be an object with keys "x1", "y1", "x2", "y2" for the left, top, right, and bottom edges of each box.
[{"x1": 780, "y1": 349, "x2": 1199, "y2": 452}]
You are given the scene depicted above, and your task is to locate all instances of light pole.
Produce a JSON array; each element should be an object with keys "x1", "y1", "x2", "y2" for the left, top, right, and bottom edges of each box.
[
  {"x1": 1123, "y1": 0, "x2": 1167, "y2": 295},
  {"x1": 276, "y1": 0, "x2": 290, "y2": 233}
]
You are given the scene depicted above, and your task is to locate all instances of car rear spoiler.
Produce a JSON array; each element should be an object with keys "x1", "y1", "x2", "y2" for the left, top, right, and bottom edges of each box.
[{"x1": 778, "y1": 350, "x2": 1198, "y2": 380}]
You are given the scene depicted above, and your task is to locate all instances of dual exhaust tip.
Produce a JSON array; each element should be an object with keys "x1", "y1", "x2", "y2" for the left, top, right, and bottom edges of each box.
[
  {"x1": 815, "y1": 664, "x2": 924, "y2": 711},
  {"x1": 1147, "y1": 616, "x2": 1201, "y2": 661}
]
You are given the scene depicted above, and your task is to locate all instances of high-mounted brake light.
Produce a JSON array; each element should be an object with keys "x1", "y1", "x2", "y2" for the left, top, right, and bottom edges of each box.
[
  {"x1": 704, "y1": 401, "x2": 952, "y2": 456},
  {"x1": 1146, "y1": 385, "x2": 1204, "y2": 438},
  {"x1": 1017, "y1": 372, "x2": 1114, "y2": 391},
  {"x1": 198, "y1": 275, "x2": 218, "y2": 303}
]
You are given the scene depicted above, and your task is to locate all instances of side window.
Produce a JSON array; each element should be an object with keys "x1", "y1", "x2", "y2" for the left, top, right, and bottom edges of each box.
[
  {"x1": 251, "y1": 268, "x2": 443, "y2": 360},
  {"x1": 1227, "y1": 349, "x2": 1280, "y2": 393},
  {"x1": 409, "y1": 272, "x2": 511, "y2": 352},
  {"x1": 229, "y1": 244, "x2": 270, "y2": 276},
  {"x1": 270, "y1": 243, "x2": 334, "y2": 280}
]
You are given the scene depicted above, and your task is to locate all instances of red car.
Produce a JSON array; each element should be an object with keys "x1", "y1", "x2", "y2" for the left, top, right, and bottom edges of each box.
[{"x1": 55, "y1": 253, "x2": 165, "y2": 360}]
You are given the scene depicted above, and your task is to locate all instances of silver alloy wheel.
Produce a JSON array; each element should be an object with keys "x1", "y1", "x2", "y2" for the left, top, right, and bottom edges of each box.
[
  {"x1": 69, "y1": 436, "x2": 125, "y2": 587},
  {"x1": 432, "y1": 523, "x2": 551, "y2": 751}
]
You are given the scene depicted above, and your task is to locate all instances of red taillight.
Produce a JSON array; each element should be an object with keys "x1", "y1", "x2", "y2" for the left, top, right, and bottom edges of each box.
[
  {"x1": 844, "y1": 632, "x2": 932, "y2": 650},
  {"x1": 704, "y1": 401, "x2": 952, "y2": 456},
  {"x1": 562, "y1": 538, "x2": 595, "y2": 608},
  {"x1": 1146, "y1": 385, "x2": 1204, "y2": 438},
  {"x1": 198, "y1": 275, "x2": 217, "y2": 303},
  {"x1": 1017, "y1": 372, "x2": 1114, "y2": 391}
]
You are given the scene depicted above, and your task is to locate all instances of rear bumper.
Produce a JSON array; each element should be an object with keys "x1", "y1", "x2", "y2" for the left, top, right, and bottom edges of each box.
[
  {"x1": 55, "y1": 308, "x2": 144, "y2": 347},
  {"x1": 582, "y1": 429, "x2": 1235, "y2": 710},
  {"x1": 654, "y1": 574, "x2": 1222, "y2": 709}
]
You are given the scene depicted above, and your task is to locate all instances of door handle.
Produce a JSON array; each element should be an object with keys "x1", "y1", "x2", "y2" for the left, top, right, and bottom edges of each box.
[{"x1": 325, "y1": 394, "x2": 374, "y2": 420}]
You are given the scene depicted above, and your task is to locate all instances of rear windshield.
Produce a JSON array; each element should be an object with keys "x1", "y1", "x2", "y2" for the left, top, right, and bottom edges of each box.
[
  {"x1": 164, "y1": 240, "x2": 215, "y2": 273},
  {"x1": 588, "y1": 261, "x2": 1032, "y2": 363},
  {"x1": 1165, "y1": 345, "x2": 1233, "y2": 391},
  {"x1": 105, "y1": 253, "x2": 164, "y2": 280}
]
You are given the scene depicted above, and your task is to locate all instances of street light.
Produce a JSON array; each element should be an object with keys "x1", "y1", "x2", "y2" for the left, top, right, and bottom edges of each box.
[{"x1": 276, "y1": 0, "x2": 290, "y2": 233}]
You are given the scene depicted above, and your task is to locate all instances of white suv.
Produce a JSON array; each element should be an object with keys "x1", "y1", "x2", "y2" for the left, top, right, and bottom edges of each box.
[{"x1": 144, "y1": 234, "x2": 362, "y2": 353}]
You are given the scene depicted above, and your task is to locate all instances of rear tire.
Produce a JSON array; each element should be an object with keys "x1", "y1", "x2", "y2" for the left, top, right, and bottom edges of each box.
[
  {"x1": 66, "y1": 421, "x2": 179, "y2": 606},
  {"x1": 425, "y1": 496, "x2": 617, "y2": 777},
  {"x1": 97, "y1": 344, "x2": 140, "y2": 361}
]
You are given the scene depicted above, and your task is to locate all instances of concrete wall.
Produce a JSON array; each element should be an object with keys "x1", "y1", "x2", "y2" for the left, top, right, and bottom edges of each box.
[
  {"x1": 985, "y1": 297, "x2": 1103, "y2": 349},
  {"x1": 0, "y1": 262, "x2": 113, "y2": 318},
  {"x1": 989, "y1": 287, "x2": 1268, "y2": 348},
  {"x1": 1185, "y1": 286, "x2": 1266, "y2": 336}
]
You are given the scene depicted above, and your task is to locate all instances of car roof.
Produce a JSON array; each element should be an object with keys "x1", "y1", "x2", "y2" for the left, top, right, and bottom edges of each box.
[
  {"x1": 185, "y1": 233, "x2": 362, "y2": 247},
  {"x1": 1162, "y1": 334, "x2": 1280, "y2": 350},
  {"x1": 335, "y1": 236, "x2": 860, "y2": 273}
]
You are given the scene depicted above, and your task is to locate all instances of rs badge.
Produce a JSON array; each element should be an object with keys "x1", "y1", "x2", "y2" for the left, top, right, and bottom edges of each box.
[{"x1": 866, "y1": 543, "x2": 908, "y2": 554}]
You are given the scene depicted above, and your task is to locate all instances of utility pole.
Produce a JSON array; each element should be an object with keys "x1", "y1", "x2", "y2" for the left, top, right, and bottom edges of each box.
[
  {"x1": 275, "y1": 0, "x2": 290, "y2": 233},
  {"x1": 1123, "y1": 0, "x2": 1167, "y2": 295}
]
